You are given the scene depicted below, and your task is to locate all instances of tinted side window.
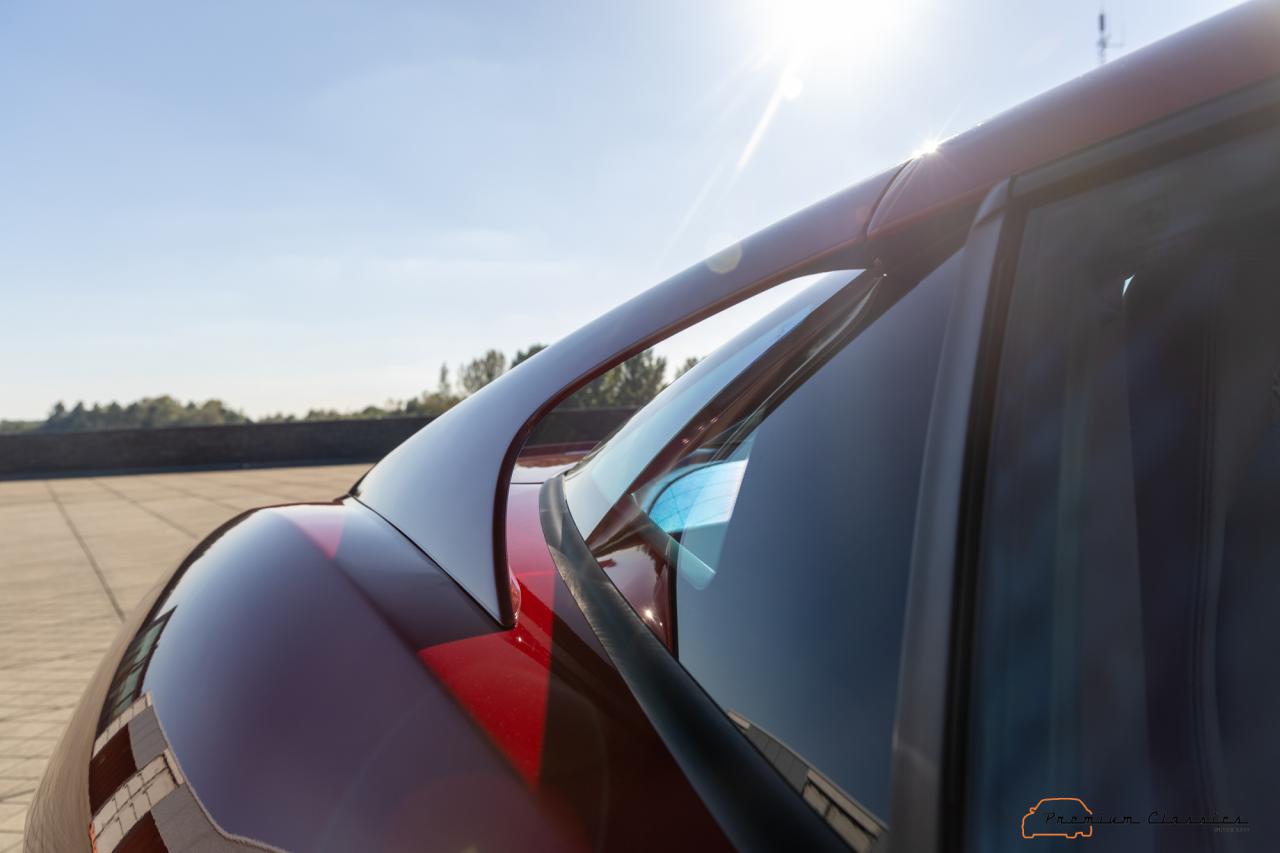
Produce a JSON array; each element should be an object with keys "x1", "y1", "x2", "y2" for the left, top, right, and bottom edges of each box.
[
  {"x1": 569, "y1": 251, "x2": 960, "y2": 835},
  {"x1": 969, "y1": 123, "x2": 1280, "y2": 852}
]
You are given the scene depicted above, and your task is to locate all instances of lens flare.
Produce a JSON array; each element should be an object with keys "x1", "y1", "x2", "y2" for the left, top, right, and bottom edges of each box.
[
  {"x1": 761, "y1": 0, "x2": 921, "y2": 66},
  {"x1": 912, "y1": 138, "x2": 941, "y2": 158}
]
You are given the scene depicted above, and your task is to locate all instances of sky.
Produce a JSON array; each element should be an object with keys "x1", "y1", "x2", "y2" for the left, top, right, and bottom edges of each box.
[{"x1": 0, "y1": 0, "x2": 1247, "y2": 419}]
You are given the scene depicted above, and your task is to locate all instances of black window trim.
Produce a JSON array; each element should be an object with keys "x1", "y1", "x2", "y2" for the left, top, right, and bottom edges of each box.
[
  {"x1": 885, "y1": 182, "x2": 1006, "y2": 853},
  {"x1": 539, "y1": 473, "x2": 852, "y2": 852}
]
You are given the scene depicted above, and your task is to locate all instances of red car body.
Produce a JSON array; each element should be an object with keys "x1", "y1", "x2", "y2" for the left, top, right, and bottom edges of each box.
[{"x1": 25, "y1": 3, "x2": 1280, "y2": 851}]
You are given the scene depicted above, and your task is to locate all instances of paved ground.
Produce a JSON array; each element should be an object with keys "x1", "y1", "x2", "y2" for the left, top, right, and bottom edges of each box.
[{"x1": 0, "y1": 464, "x2": 369, "y2": 852}]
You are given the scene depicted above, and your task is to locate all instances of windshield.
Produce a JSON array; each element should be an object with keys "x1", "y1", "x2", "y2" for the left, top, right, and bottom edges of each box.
[
  {"x1": 562, "y1": 270, "x2": 864, "y2": 537},
  {"x1": 556, "y1": 252, "x2": 962, "y2": 833}
]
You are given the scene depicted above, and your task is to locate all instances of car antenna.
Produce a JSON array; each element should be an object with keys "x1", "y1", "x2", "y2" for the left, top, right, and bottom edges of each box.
[{"x1": 1097, "y1": 3, "x2": 1125, "y2": 66}]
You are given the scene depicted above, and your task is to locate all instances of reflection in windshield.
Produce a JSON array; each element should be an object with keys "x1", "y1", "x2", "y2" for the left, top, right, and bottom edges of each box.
[
  {"x1": 639, "y1": 457, "x2": 748, "y2": 590},
  {"x1": 644, "y1": 459, "x2": 748, "y2": 535},
  {"x1": 563, "y1": 270, "x2": 861, "y2": 537}
]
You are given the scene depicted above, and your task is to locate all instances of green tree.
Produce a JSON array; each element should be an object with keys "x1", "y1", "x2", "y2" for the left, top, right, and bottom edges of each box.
[
  {"x1": 511, "y1": 343, "x2": 547, "y2": 368},
  {"x1": 565, "y1": 349, "x2": 667, "y2": 408},
  {"x1": 404, "y1": 363, "x2": 462, "y2": 417},
  {"x1": 26, "y1": 340, "x2": 673, "y2": 434},
  {"x1": 39, "y1": 395, "x2": 249, "y2": 432},
  {"x1": 459, "y1": 349, "x2": 507, "y2": 395},
  {"x1": 674, "y1": 356, "x2": 700, "y2": 381},
  {"x1": 0, "y1": 419, "x2": 39, "y2": 434},
  {"x1": 607, "y1": 349, "x2": 668, "y2": 406}
]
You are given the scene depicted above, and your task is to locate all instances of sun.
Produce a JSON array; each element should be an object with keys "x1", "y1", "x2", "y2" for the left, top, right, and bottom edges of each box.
[
  {"x1": 759, "y1": 0, "x2": 918, "y2": 67},
  {"x1": 912, "y1": 137, "x2": 941, "y2": 158},
  {"x1": 729, "y1": 0, "x2": 929, "y2": 175}
]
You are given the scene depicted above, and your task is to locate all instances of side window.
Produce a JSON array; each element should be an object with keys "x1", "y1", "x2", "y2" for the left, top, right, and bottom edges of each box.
[
  {"x1": 968, "y1": 122, "x2": 1280, "y2": 852},
  {"x1": 565, "y1": 250, "x2": 961, "y2": 841}
]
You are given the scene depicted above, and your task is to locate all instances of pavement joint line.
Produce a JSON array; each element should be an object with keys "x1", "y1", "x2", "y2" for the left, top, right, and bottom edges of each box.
[
  {"x1": 0, "y1": 652, "x2": 106, "y2": 672},
  {"x1": 43, "y1": 482, "x2": 124, "y2": 622},
  {"x1": 0, "y1": 700, "x2": 80, "y2": 716},
  {"x1": 133, "y1": 479, "x2": 263, "y2": 514},
  {"x1": 91, "y1": 478, "x2": 201, "y2": 540},
  {"x1": 0, "y1": 790, "x2": 33, "y2": 804},
  {"x1": 253, "y1": 474, "x2": 360, "y2": 491}
]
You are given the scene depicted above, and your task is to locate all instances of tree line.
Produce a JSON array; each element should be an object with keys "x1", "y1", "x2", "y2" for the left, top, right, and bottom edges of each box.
[{"x1": 11, "y1": 344, "x2": 699, "y2": 433}]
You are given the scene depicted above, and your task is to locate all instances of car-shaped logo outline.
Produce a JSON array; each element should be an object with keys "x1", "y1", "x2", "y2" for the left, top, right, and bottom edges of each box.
[{"x1": 1022, "y1": 797, "x2": 1094, "y2": 840}]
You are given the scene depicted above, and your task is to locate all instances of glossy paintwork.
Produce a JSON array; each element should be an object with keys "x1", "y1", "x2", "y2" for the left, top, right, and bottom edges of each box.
[
  {"x1": 107, "y1": 500, "x2": 565, "y2": 852},
  {"x1": 866, "y1": 1, "x2": 1280, "y2": 241},
  {"x1": 577, "y1": 501, "x2": 676, "y2": 649},
  {"x1": 511, "y1": 446, "x2": 591, "y2": 484},
  {"x1": 28, "y1": 462, "x2": 727, "y2": 851},
  {"x1": 591, "y1": 541, "x2": 674, "y2": 649},
  {"x1": 420, "y1": 482, "x2": 730, "y2": 851}
]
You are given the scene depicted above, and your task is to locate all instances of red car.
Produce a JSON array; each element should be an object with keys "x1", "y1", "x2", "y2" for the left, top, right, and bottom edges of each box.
[{"x1": 26, "y1": 3, "x2": 1280, "y2": 851}]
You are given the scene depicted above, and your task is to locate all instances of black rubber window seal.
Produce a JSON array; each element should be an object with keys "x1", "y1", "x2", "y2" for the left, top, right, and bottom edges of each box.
[{"x1": 539, "y1": 473, "x2": 856, "y2": 852}]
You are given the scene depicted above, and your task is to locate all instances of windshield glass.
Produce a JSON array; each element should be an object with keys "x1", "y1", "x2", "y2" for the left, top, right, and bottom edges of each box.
[
  {"x1": 557, "y1": 252, "x2": 962, "y2": 833},
  {"x1": 563, "y1": 270, "x2": 863, "y2": 536}
]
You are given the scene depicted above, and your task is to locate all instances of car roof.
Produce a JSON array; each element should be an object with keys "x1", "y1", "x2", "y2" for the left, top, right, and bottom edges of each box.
[{"x1": 856, "y1": 0, "x2": 1280, "y2": 243}]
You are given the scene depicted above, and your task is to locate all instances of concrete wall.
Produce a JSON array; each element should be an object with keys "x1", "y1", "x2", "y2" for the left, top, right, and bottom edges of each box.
[{"x1": 0, "y1": 407, "x2": 635, "y2": 479}]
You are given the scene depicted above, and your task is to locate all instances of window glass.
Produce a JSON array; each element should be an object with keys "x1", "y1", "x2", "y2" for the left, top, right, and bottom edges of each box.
[
  {"x1": 968, "y1": 123, "x2": 1280, "y2": 852},
  {"x1": 564, "y1": 271, "x2": 856, "y2": 535},
  {"x1": 565, "y1": 252, "x2": 961, "y2": 831}
]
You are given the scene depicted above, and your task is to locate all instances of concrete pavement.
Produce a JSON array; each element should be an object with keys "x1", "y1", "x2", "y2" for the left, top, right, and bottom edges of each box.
[{"x1": 0, "y1": 465, "x2": 368, "y2": 852}]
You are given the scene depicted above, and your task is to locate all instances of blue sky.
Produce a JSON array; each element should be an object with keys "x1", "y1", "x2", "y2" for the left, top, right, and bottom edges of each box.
[{"x1": 0, "y1": 0, "x2": 1244, "y2": 419}]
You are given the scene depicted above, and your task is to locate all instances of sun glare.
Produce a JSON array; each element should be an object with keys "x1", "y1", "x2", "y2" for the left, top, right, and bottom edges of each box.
[
  {"x1": 913, "y1": 138, "x2": 941, "y2": 158},
  {"x1": 779, "y1": 71, "x2": 805, "y2": 101},
  {"x1": 712, "y1": 1, "x2": 929, "y2": 206},
  {"x1": 761, "y1": 0, "x2": 917, "y2": 67}
]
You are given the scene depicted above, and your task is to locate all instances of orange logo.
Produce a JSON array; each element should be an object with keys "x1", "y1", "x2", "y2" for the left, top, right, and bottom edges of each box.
[{"x1": 1022, "y1": 797, "x2": 1094, "y2": 840}]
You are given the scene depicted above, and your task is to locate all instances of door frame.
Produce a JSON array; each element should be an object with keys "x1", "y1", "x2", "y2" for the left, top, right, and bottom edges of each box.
[{"x1": 889, "y1": 73, "x2": 1280, "y2": 853}]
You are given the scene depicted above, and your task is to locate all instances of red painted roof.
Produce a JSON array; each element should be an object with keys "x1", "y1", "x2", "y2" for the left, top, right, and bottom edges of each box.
[{"x1": 866, "y1": 0, "x2": 1280, "y2": 239}]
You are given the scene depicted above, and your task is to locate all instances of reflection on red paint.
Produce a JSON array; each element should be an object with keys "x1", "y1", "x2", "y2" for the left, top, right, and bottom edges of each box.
[
  {"x1": 417, "y1": 486, "x2": 561, "y2": 789},
  {"x1": 277, "y1": 504, "x2": 346, "y2": 559},
  {"x1": 411, "y1": 481, "x2": 727, "y2": 850},
  {"x1": 509, "y1": 567, "x2": 522, "y2": 618},
  {"x1": 593, "y1": 544, "x2": 673, "y2": 648},
  {"x1": 505, "y1": 484, "x2": 558, "y2": 580},
  {"x1": 418, "y1": 572, "x2": 556, "y2": 788},
  {"x1": 510, "y1": 446, "x2": 593, "y2": 485}
]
